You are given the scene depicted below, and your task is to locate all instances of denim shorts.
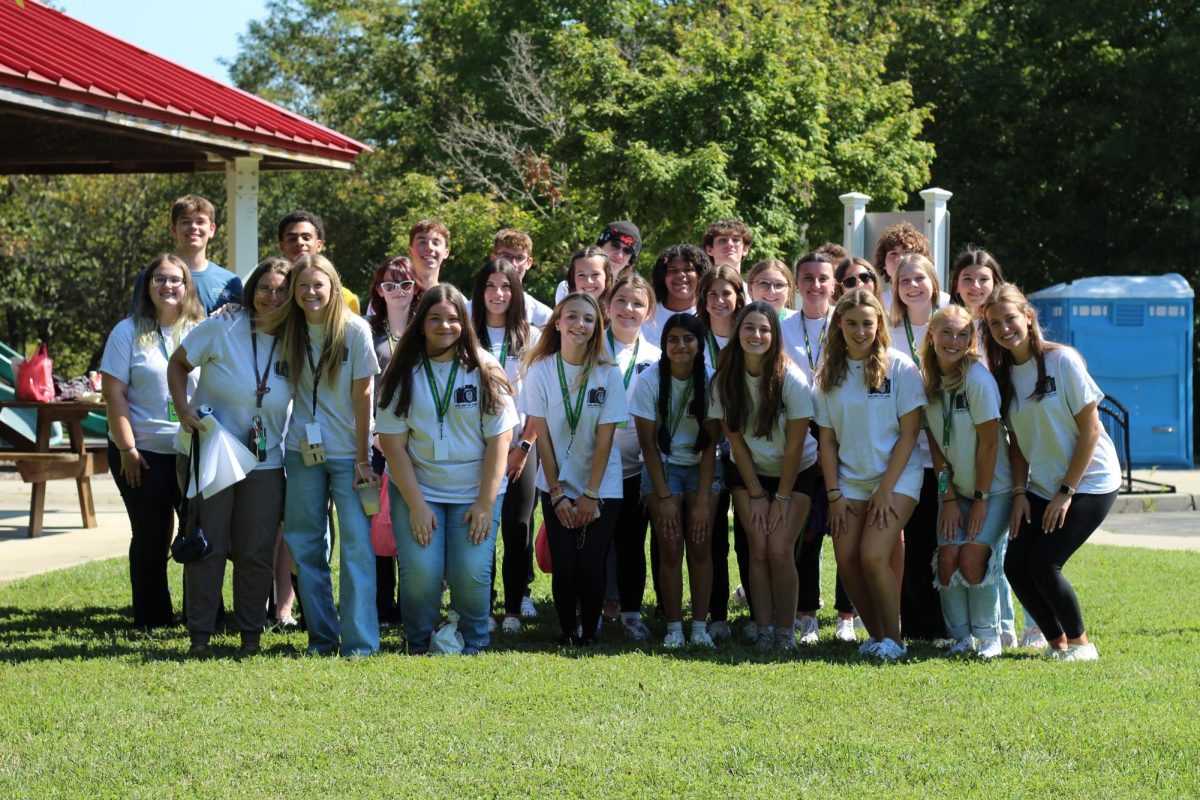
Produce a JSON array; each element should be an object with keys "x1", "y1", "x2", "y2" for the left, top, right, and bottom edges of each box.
[
  {"x1": 640, "y1": 460, "x2": 721, "y2": 498},
  {"x1": 936, "y1": 493, "x2": 1013, "y2": 551}
]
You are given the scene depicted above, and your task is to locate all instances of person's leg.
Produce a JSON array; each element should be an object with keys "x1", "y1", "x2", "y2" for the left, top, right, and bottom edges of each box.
[
  {"x1": 376, "y1": 556, "x2": 400, "y2": 622},
  {"x1": 446, "y1": 498, "x2": 502, "y2": 652},
  {"x1": 575, "y1": 502, "x2": 620, "y2": 643},
  {"x1": 830, "y1": 502, "x2": 876, "y2": 635},
  {"x1": 859, "y1": 495, "x2": 917, "y2": 643},
  {"x1": 229, "y1": 469, "x2": 285, "y2": 646},
  {"x1": 501, "y1": 452, "x2": 538, "y2": 617},
  {"x1": 708, "y1": 489, "x2": 732, "y2": 623},
  {"x1": 937, "y1": 543, "x2": 970, "y2": 643},
  {"x1": 732, "y1": 509, "x2": 754, "y2": 618},
  {"x1": 1003, "y1": 494, "x2": 1060, "y2": 640},
  {"x1": 184, "y1": 483, "x2": 235, "y2": 644},
  {"x1": 391, "y1": 487, "x2": 446, "y2": 654},
  {"x1": 765, "y1": 493, "x2": 811, "y2": 632},
  {"x1": 109, "y1": 443, "x2": 177, "y2": 627},
  {"x1": 956, "y1": 493, "x2": 1010, "y2": 644},
  {"x1": 795, "y1": 530, "x2": 824, "y2": 614},
  {"x1": 731, "y1": 487, "x2": 772, "y2": 629},
  {"x1": 614, "y1": 475, "x2": 649, "y2": 616},
  {"x1": 283, "y1": 451, "x2": 339, "y2": 654},
  {"x1": 651, "y1": 494, "x2": 686, "y2": 624},
  {"x1": 542, "y1": 494, "x2": 580, "y2": 639},
  {"x1": 324, "y1": 459, "x2": 378, "y2": 657},
  {"x1": 901, "y1": 470, "x2": 944, "y2": 640},
  {"x1": 682, "y1": 489, "x2": 713, "y2": 625}
]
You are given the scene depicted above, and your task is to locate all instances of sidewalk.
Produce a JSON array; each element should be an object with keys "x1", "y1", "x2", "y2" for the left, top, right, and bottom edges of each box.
[{"x1": 2, "y1": 467, "x2": 1199, "y2": 585}]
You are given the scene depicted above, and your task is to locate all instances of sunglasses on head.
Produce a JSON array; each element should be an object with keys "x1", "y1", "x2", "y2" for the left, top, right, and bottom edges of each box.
[
  {"x1": 841, "y1": 272, "x2": 876, "y2": 289},
  {"x1": 381, "y1": 280, "x2": 415, "y2": 293}
]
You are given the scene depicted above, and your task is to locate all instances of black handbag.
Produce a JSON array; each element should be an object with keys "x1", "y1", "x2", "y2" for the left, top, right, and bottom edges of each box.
[{"x1": 170, "y1": 430, "x2": 212, "y2": 564}]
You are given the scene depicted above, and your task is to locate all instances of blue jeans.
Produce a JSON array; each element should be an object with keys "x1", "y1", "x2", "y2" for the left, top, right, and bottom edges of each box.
[
  {"x1": 390, "y1": 486, "x2": 502, "y2": 654},
  {"x1": 936, "y1": 495, "x2": 1011, "y2": 640},
  {"x1": 283, "y1": 451, "x2": 379, "y2": 657}
]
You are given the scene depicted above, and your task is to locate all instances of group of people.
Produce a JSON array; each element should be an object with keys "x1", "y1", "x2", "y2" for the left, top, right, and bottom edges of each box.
[{"x1": 100, "y1": 195, "x2": 1120, "y2": 662}]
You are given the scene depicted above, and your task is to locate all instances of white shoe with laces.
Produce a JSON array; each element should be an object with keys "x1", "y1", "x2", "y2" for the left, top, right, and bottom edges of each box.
[
  {"x1": 501, "y1": 616, "x2": 522, "y2": 634},
  {"x1": 662, "y1": 629, "x2": 685, "y2": 649},
  {"x1": 947, "y1": 636, "x2": 974, "y2": 656},
  {"x1": 794, "y1": 616, "x2": 819, "y2": 644},
  {"x1": 1000, "y1": 629, "x2": 1018, "y2": 648},
  {"x1": 520, "y1": 596, "x2": 539, "y2": 619},
  {"x1": 622, "y1": 619, "x2": 651, "y2": 641},
  {"x1": 1020, "y1": 627, "x2": 1048, "y2": 649},
  {"x1": 976, "y1": 636, "x2": 1003, "y2": 659},
  {"x1": 1061, "y1": 642, "x2": 1099, "y2": 662},
  {"x1": 690, "y1": 630, "x2": 715, "y2": 648},
  {"x1": 709, "y1": 620, "x2": 732, "y2": 641},
  {"x1": 834, "y1": 618, "x2": 857, "y2": 642},
  {"x1": 874, "y1": 638, "x2": 907, "y2": 662}
]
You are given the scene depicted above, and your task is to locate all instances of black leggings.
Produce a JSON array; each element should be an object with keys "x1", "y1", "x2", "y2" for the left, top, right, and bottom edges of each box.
[
  {"x1": 900, "y1": 468, "x2": 945, "y2": 640},
  {"x1": 542, "y1": 494, "x2": 620, "y2": 643},
  {"x1": 708, "y1": 489, "x2": 732, "y2": 622},
  {"x1": 498, "y1": 448, "x2": 539, "y2": 615},
  {"x1": 1005, "y1": 490, "x2": 1116, "y2": 640},
  {"x1": 613, "y1": 474, "x2": 650, "y2": 613}
]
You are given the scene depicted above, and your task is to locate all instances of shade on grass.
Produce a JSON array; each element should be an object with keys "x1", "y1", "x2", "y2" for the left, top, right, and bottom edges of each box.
[{"x1": 1, "y1": 542, "x2": 1198, "y2": 798}]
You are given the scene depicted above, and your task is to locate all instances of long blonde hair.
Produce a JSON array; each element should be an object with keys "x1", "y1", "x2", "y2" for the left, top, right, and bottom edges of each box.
[
  {"x1": 520, "y1": 292, "x2": 612, "y2": 389},
  {"x1": 889, "y1": 253, "x2": 941, "y2": 327},
  {"x1": 133, "y1": 253, "x2": 204, "y2": 349},
  {"x1": 920, "y1": 305, "x2": 978, "y2": 397},
  {"x1": 266, "y1": 254, "x2": 351, "y2": 390},
  {"x1": 818, "y1": 289, "x2": 891, "y2": 392}
]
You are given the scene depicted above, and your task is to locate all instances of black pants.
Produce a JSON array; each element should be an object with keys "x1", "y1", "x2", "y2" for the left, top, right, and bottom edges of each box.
[
  {"x1": 498, "y1": 448, "x2": 539, "y2": 615},
  {"x1": 731, "y1": 507, "x2": 754, "y2": 618},
  {"x1": 613, "y1": 474, "x2": 649, "y2": 614},
  {"x1": 707, "y1": 489, "x2": 732, "y2": 622},
  {"x1": 1005, "y1": 491, "x2": 1117, "y2": 640},
  {"x1": 900, "y1": 468, "x2": 945, "y2": 640},
  {"x1": 108, "y1": 442, "x2": 181, "y2": 628},
  {"x1": 371, "y1": 447, "x2": 401, "y2": 623},
  {"x1": 542, "y1": 494, "x2": 620, "y2": 643}
]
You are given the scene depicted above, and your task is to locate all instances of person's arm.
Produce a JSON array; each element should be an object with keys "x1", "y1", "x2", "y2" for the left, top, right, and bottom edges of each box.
[
  {"x1": 926, "y1": 428, "x2": 961, "y2": 541},
  {"x1": 867, "y1": 408, "x2": 921, "y2": 529},
  {"x1": 465, "y1": 427, "x2": 513, "y2": 544},
  {"x1": 506, "y1": 419, "x2": 537, "y2": 482},
  {"x1": 1041, "y1": 402, "x2": 1103, "y2": 533},
  {"x1": 688, "y1": 421, "x2": 719, "y2": 544},
  {"x1": 724, "y1": 424, "x2": 769, "y2": 537},
  {"x1": 571, "y1": 422, "x2": 617, "y2": 529},
  {"x1": 528, "y1": 415, "x2": 573, "y2": 529},
  {"x1": 166, "y1": 347, "x2": 202, "y2": 433},
  {"x1": 818, "y1": 424, "x2": 852, "y2": 537},
  {"x1": 1008, "y1": 434, "x2": 1031, "y2": 539},
  {"x1": 351, "y1": 375, "x2": 378, "y2": 489},
  {"x1": 377, "y1": 430, "x2": 435, "y2": 546},
  {"x1": 635, "y1": 414, "x2": 682, "y2": 542},
  {"x1": 101, "y1": 373, "x2": 148, "y2": 488},
  {"x1": 767, "y1": 417, "x2": 808, "y2": 534},
  {"x1": 967, "y1": 418, "x2": 1000, "y2": 538}
]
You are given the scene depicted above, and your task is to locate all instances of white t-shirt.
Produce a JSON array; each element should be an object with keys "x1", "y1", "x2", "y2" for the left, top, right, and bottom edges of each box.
[
  {"x1": 710, "y1": 362, "x2": 818, "y2": 478},
  {"x1": 179, "y1": 314, "x2": 292, "y2": 470},
  {"x1": 890, "y1": 320, "x2": 933, "y2": 468},
  {"x1": 813, "y1": 348, "x2": 926, "y2": 499},
  {"x1": 883, "y1": 288, "x2": 952, "y2": 313},
  {"x1": 100, "y1": 318, "x2": 197, "y2": 455},
  {"x1": 375, "y1": 350, "x2": 518, "y2": 503},
  {"x1": 629, "y1": 363, "x2": 714, "y2": 468},
  {"x1": 642, "y1": 304, "x2": 696, "y2": 349},
  {"x1": 922, "y1": 360, "x2": 1012, "y2": 496},
  {"x1": 526, "y1": 296, "x2": 553, "y2": 328},
  {"x1": 781, "y1": 309, "x2": 831, "y2": 383},
  {"x1": 482, "y1": 324, "x2": 541, "y2": 434},
  {"x1": 519, "y1": 356, "x2": 628, "y2": 498},
  {"x1": 1006, "y1": 347, "x2": 1121, "y2": 498},
  {"x1": 285, "y1": 314, "x2": 379, "y2": 459},
  {"x1": 604, "y1": 331, "x2": 660, "y2": 477}
]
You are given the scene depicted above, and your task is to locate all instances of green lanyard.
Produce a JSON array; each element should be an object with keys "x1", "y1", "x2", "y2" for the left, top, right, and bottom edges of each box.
[
  {"x1": 497, "y1": 339, "x2": 508, "y2": 366},
  {"x1": 802, "y1": 314, "x2": 828, "y2": 372},
  {"x1": 668, "y1": 378, "x2": 694, "y2": 440},
  {"x1": 422, "y1": 355, "x2": 459, "y2": 439},
  {"x1": 903, "y1": 318, "x2": 921, "y2": 367},
  {"x1": 556, "y1": 353, "x2": 588, "y2": 453},
  {"x1": 607, "y1": 330, "x2": 639, "y2": 389},
  {"x1": 941, "y1": 389, "x2": 958, "y2": 450},
  {"x1": 706, "y1": 331, "x2": 721, "y2": 365}
]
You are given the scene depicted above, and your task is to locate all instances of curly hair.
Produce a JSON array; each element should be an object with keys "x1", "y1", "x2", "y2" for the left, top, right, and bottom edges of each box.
[
  {"x1": 873, "y1": 222, "x2": 930, "y2": 281},
  {"x1": 651, "y1": 244, "x2": 712, "y2": 308}
]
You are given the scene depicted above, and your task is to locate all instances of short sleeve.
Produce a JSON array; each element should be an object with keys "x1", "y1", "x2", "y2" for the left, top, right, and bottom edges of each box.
[
  {"x1": 965, "y1": 363, "x2": 1002, "y2": 425},
  {"x1": 783, "y1": 367, "x2": 815, "y2": 420},
  {"x1": 482, "y1": 390, "x2": 519, "y2": 438},
  {"x1": 707, "y1": 378, "x2": 726, "y2": 422},
  {"x1": 519, "y1": 361, "x2": 549, "y2": 418},
  {"x1": 1058, "y1": 348, "x2": 1104, "y2": 417},
  {"x1": 628, "y1": 365, "x2": 659, "y2": 421},
  {"x1": 374, "y1": 404, "x2": 409, "y2": 435},
  {"x1": 180, "y1": 317, "x2": 221, "y2": 366},
  {"x1": 348, "y1": 319, "x2": 380, "y2": 381},
  {"x1": 99, "y1": 319, "x2": 135, "y2": 383},
  {"x1": 224, "y1": 276, "x2": 244, "y2": 304},
  {"x1": 812, "y1": 387, "x2": 831, "y2": 428},
  {"x1": 598, "y1": 366, "x2": 629, "y2": 425},
  {"x1": 893, "y1": 355, "x2": 926, "y2": 417}
]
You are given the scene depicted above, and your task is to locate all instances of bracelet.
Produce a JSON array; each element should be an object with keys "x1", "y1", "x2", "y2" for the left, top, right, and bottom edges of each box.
[
  {"x1": 774, "y1": 493, "x2": 792, "y2": 502},
  {"x1": 551, "y1": 494, "x2": 569, "y2": 508},
  {"x1": 748, "y1": 481, "x2": 762, "y2": 490},
  {"x1": 549, "y1": 484, "x2": 565, "y2": 497},
  {"x1": 582, "y1": 488, "x2": 601, "y2": 500},
  {"x1": 657, "y1": 494, "x2": 672, "y2": 501},
  {"x1": 1011, "y1": 487, "x2": 1027, "y2": 497},
  {"x1": 119, "y1": 445, "x2": 135, "y2": 453},
  {"x1": 750, "y1": 493, "x2": 768, "y2": 501},
  {"x1": 826, "y1": 488, "x2": 842, "y2": 499},
  {"x1": 941, "y1": 496, "x2": 956, "y2": 504}
]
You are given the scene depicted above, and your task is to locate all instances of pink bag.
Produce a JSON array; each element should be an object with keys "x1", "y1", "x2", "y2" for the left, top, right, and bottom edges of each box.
[
  {"x1": 15, "y1": 342, "x2": 54, "y2": 402},
  {"x1": 369, "y1": 480, "x2": 396, "y2": 557},
  {"x1": 535, "y1": 520, "x2": 552, "y2": 573}
]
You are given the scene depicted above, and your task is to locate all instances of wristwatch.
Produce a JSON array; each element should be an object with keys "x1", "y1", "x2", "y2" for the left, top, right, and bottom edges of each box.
[
  {"x1": 971, "y1": 490, "x2": 990, "y2": 500},
  {"x1": 518, "y1": 440, "x2": 533, "y2": 453},
  {"x1": 1058, "y1": 484, "x2": 1076, "y2": 497}
]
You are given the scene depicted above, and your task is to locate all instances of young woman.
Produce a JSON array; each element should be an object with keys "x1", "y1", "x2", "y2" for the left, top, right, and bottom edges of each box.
[
  {"x1": 377, "y1": 284, "x2": 516, "y2": 654},
  {"x1": 100, "y1": 253, "x2": 204, "y2": 629},
  {"x1": 713, "y1": 302, "x2": 818, "y2": 650},
  {"x1": 565, "y1": 246, "x2": 615, "y2": 313},
  {"x1": 470, "y1": 258, "x2": 541, "y2": 633},
  {"x1": 520, "y1": 292, "x2": 627, "y2": 645},
  {"x1": 633, "y1": 313, "x2": 719, "y2": 647},
  {"x1": 920, "y1": 305, "x2": 1012, "y2": 658},
  {"x1": 695, "y1": 265, "x2": 746, "y2": 641},
  {"x1": 643, "y1": 244, "x2": 712, "y2": 344},
  {"x1": 368, "y1": 255, "x2": 423, "y2": 627},
  {"x1": 815, "y1": 289, "x2": 926, "y2": 661},
  {"x1": 271, "y1": 254, "x2": 381, "y2": 657},
  {"x1": 602, "y1": 274, "x2": 661, "y2": 640},
  {"x1": 834, "y1": 257, "x2": 882, "y2": 303},
  {"x1": 888, "y1": 253, "x2": 946, "y2": 640},
  {"x1": 747, "y1": 259, "x2": 797, "y2": 322},
  {"x1": 167, "y1": 257, "x2": 293, "y2": 656},
  {"x1": 984, "y1": 285, "x2": 1121, "y2": 661}
]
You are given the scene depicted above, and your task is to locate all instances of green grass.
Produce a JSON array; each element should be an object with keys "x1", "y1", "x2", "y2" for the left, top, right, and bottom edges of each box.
[{"x1": 1, "y1": 542, "x2": 1199, "y2": 799}]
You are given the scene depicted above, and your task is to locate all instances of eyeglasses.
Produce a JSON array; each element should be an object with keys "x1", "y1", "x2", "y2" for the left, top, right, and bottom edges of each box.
[
  {"x1": 753, "y1": 280, "x2": 789, "y2": 293},
  {"x1": 841, "y1": 272, "x2": 876, "y2": 288},
  {"x1": 495, "y1": 251, "x2": 529, "y2": 266},
  {"x1": 255, "y1": 286, "x2": 287, "y2": 297},
  {"x1": 381, "y1": 280, "x2": 415, "y2": 293},
  {"x1": 150, "y1": 275, "x2": 184, "y2": 287},
  {"x1": 609, "y1": 244, "x2": 636, "y2": 258}
]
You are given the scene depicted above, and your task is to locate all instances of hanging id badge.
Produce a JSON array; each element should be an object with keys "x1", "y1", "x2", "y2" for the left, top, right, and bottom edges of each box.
[
  {"x1": 167, "y1": 400, "x2": 178, "y2": 423},
  {"x1": 434, "y1": 429, "x2": 449, "y2": 461},
  {"x1": 937, "y1": 468, "x2": 951, "y2": 497},
  {"x1": 302, "y1": 422, "x2": 326, "y2": 465},
  {"x1": 250, "y1": 415, "x2": 267, "y2": 462}
]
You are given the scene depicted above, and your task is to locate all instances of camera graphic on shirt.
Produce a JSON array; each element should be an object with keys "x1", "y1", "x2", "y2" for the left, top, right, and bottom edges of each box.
[
  {"x1": 866, "y1": 378, "x2": 892, "y2": 397},
  {"x1": 454, "y1": 384, "x2": 478, "y2": 407},
  {"x1": 954, "y1": 394, "x2": 970, "y2": 411},
  {"x1": 587, "y1": 387, "x2": 606, "y2": 406},
  {"x1": 1037, "y1": 376, "x2": 1058, "y2": 397}
]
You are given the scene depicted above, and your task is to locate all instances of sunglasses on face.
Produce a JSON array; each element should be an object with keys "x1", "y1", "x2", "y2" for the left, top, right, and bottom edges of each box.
[
  {"x1": 381, "y1": 280, "x2": 415, "y2": 293},
  {"x1": 840, "y1": 272, "x2": 876, "y2": 289}
]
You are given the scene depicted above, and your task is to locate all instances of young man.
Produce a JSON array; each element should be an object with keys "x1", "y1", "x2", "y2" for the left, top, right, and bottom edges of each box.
[
  {"x1": 702, "y1": 219, "x2": 753, "y2": 271},
  {"x1": 555, "y1": 220, "x2": 642, "y2": 303},
  {"x1": 278, "y1": 210, "x2": 359, "y2": 313},
  {"x1": 491, "y1": 228, "x2": 552, "y2": 326},
  {"x1": 131, "y1": 195, "x2": 242, "y2": 314},
  {"x1": 873, "y1": 221, "x2": 949, "y2": 309},
  {"x1": 408, "y1": 219, "x2": 451, "y2": 290}
]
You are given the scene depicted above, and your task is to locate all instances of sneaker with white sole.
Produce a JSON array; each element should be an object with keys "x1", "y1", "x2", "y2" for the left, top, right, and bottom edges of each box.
[
  {"x1": 709, "y1": 620, "x2": 732, "y2": 641},
  {"x1": 1020, "y1": 627, "x2": 1048, "y2": 649},
  {"x1": 1000, "y1": 629, "x2": 1017, "y2": 648},
  {"x1": 755, "y1": 627, "x2": 776, "y2": 650},
  {"x1": 1043, "y1": 645, "x2": 1067, "y2": 660},
  {"x1": 662, "y1": 629, "x2": 685, "y2": 649},
  {"x1": 874, "y1": 638, "x2": 907, "y2": 661},
  {"x1": 622, "y1": 619, "x2": 651, "y2": 642},
  {"x1": 690, "y1": 629, "x2": 715, "y2": 648},
  {"x1": 976, "y1": 636, "x2": 1003, "y2": 659},
  {"x1": 853, "y1": 616, "x2": 866, "y2": 631},
  {"x1": 731, "y1": 585, "x2": 748, "y2": 607},
  {"x1": 834, "y1": 618, "x2": 857, "y2": 642},
  {"x1": 775, "y1": 628, "x2": 797, "y2": 651},
  {"x1": 857, "y1": 637, "x2": 881, "y2": 656},
  {"x1": 947, "y1": 636, "x2": 974, "y2": 656},
  {"x1": 742, "y1": 620, "x2": 759, "y2": 643},
  {"x1": 794, "y1": 616, "x2": 819, "y2": 644},
  {"x1": 487, "y1": 616, "x2": 498, "y2": 635},
  {"x1": 501, "y1": 616, "x2": 522, "y2": 634},
  {"x1": 520, "y1": 596, "x2": 539, "y2": 619},
  {"x1": 1061, "y1": 642, "x2": 1099, "y2": 662}
]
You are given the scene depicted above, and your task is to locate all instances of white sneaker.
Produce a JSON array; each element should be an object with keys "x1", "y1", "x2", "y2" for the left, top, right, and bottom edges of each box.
[
  {"x1": 662, "y1": 629, "x2": 685, "y2": 649},
  {"x1": 1000, "y1": 629, "x2": 1018, "y2": 648},
  {"x1": 731, "y1": 585, "x2": 748, "y2": 607},
  {"x1": 853, "y1": 616, "x2": 866, "y2": 631},
  {"x1": 794, "y1": 616, "x2": 819, "y2": 644},
  {"x1": 487, "y1": 616, "x2": 497, "y2": 634},
  {"x1": 709, "y1": 620, "x2": 732, "y2": 641},
  {"x1": 1020, "y1": 627, "x2": 1048, "y2": 649},
  {"x1": 520, "y1": 596, "x2": 539, "y2": 619},
  {"x1": 501, "y1": 616, "x2": 522, "y2": 634},
  {"x1": 834, "y1": 618, "x2": 857, "y2": 642},
  {"x1": 874, "y1": 638, "x2": 907, "y2": 661},
  {"x1": 947, "y1": 636, "x2": 974, "y2": 656},
  {"x1": 857, "y1": 637, "x2": 881, "y2": 656},
  {"x1": 976, "y1": 636, "x2": 1003, "y2": 659},
  {"x1": 1043, "y1": 646, "x2": 1067, "y2": 660},
  {"x1": 690, "y1": 629, "x2": 715, "y2": 648},
  {"x1": 622, "y1": 619, "x2": 651, "y2": 641},
  {"x1": 1061, "y1": 642, "x2": 1099, "y2": 662},
  {"x1": 742, "y1": 620, "x2": 759, "y2": 643}
]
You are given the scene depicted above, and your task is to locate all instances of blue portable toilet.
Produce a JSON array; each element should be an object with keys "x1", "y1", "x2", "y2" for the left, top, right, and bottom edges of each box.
[{"x1": 1029, "y1": 274, "x2": 1194, "y2": 467}]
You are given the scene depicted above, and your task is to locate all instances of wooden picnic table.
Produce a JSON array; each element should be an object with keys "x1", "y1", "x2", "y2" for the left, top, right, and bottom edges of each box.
[{"x1": 0, "y1": 399, "x2": 108, "y2": 538}]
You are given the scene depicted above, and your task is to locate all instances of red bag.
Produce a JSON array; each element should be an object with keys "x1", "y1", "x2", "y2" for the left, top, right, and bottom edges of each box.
[
  {"x1": 535, "y1": 520, "x2": 552, "y2": 573},
  {"x1": 369, "y1": 480, "x2": 396, "y2": 557},
  {"x1": 15, "y1": 342, "x2": 54, "y2": 402}
]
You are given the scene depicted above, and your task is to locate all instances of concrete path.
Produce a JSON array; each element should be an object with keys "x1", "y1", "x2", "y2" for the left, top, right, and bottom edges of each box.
[{"x1": 2, "y1": 466, "x2": 1199, "y2": 586}]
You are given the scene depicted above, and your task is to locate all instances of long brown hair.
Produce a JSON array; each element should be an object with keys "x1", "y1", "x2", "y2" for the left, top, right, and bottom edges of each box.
[
  {"x1": 470, "y1": 258, "x2": 530, "y2": 359},
  {"x1": 818, "y1": 289, "x2": 891, "y2": 392},
  {"x1": 714, "y1": 302, "x2": 787, "y2": 439},
  {"x1": 982, "y1": 284, "x2": 1063, "y2": 416}
]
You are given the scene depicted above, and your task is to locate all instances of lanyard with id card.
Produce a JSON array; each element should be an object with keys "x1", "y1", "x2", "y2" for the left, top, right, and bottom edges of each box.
[
  {"x1": 937, "y1": 389, "x2": 957, "y2": 496},
  {"x1": 300, "y1": 338, "x2": 327, "y2": 465},
  {"x1": 249, "y1": 322, "x2": 277, "y2": 462},
  {"x1": 423, "y1": 355, "x2": 459, "y2": 461}
]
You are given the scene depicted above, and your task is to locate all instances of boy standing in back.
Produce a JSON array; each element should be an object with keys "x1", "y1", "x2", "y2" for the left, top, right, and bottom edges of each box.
[{"x1": 131, "y1": 195, "x2": 242, "y2": 314}]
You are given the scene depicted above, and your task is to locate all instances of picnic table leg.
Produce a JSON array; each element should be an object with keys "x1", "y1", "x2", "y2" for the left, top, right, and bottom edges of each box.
[
  {"x1": 27, "y1": 411, "x2": 52, "y2": 538},
  {"x1": 68, "y1": 420, "x2": 98, "y2": 528}
]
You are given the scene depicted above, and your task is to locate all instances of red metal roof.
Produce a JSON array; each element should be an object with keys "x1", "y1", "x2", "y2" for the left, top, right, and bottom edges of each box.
[{"x1": 0, "y1": 0, "x2": 370, "y2": 164}]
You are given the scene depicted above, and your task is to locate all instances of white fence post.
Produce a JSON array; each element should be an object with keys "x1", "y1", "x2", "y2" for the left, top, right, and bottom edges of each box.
[
  {"x1": 839, "y1": 192, "x2": 871, "y2": 259},
  {"x1": 920, "y1": 187, "x2": 953, "y2": 289}
]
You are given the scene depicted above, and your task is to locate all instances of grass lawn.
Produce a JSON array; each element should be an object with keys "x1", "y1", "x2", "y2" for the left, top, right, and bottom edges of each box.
[{"x1": 1, "y1": 539, "x2": 1198, "y2": 799}]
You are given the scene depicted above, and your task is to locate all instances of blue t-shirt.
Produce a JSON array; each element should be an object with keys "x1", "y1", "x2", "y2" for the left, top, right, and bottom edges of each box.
[{"x1": 130, "y1": 261, "x2": 242, "y2": 316}]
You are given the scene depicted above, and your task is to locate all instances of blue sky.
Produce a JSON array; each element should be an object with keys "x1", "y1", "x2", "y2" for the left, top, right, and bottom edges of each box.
[{"x1": 60, "y1": 0, "x2": 270, "y2": 83}]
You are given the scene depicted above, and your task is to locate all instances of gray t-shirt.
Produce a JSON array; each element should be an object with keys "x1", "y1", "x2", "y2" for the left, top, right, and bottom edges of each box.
[
  {"x1": 922, "y1": 360, "x2": 1012, "y2": 496},
  {"x1": 710, "y1": 362, "x2": 818, "y2": 478},
  {"x1": 100, "y1": 318, "x2": 197, "y2": 454}
]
